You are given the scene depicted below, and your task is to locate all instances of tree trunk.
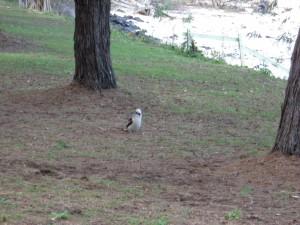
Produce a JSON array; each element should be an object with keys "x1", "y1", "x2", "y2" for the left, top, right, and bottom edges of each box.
[
  {"x1": 19, "y1": 0, "x2": 28, "y2": 8},
  {"x1": 73, "y1": 0, "x2": 117, "y2": 90},
  {"x1": 42, "y1": 0, "x2": 51, "y2": 12},
  {"x1": 272, "y1": 29, "x2": 300, "y2": 155},
  {"x1": 211, "y1": 0, "x2": 217, "y2": 8},
  {"x1": 211, "y1": 0, "x2": 222, "y2": 8},
  {"x1": 19, "y1": 0, "x2": 51, "y2": 12}
]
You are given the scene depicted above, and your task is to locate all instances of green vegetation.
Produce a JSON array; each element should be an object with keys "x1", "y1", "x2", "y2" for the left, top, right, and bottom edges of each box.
[
  {"x1": 0, "y1": 0, "x2": 288, "y2": 224},
  {"x1": 153, "y1": 4, "x2": 167, "y2": 18},
  {"x1": 0, "y1": 0, "x2": 285, "y2": 162},
  {"x1": 259, "y1": 67, "x2": 272, "y2": 77},
  {"x1": 47, "y1": 140, "x2": 71, "y2": 160},
  {"x1": 128, "y1": 216, "x2": 169, "y2": 225},
  {"x1": 180, "y1": 29, "x2": 199, "y2": 57},
  {"x1": 0, "y1": 197, "x2": 8, "y2": 204},
  {"x1": 50, "y1": 211, "x2": 70, "y2": 221},
  {"x1": 54, "y1": 140, "x2": 70, "y2": 150},
  {"x1": 182, "y1": 13, "x2": 193, "y2": 23},
  {"x1": 240, "y1": 185, "x2": 253, "y2": 197},
  {"x1": 224, "y1": 208, "x2": 242, "y2": 220}
]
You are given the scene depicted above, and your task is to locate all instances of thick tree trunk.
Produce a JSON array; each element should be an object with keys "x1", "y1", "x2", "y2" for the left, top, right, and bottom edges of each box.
[
  {"x1": 272, "y1": 29, "x2": 300, "y2": 155},
  {"x1": 73, "y1": 0, "x2": 117, "y2": 90}
]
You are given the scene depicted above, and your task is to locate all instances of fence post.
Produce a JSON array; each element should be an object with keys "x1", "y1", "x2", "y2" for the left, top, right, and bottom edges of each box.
[{"x1": 237, "y1": 33, "x2": 243, "y2": 66}]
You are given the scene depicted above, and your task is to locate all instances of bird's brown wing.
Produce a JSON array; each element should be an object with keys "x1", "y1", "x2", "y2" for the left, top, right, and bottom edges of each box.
[{"x1": 126, "y1": 118, "x2": 133, "y2": 128}]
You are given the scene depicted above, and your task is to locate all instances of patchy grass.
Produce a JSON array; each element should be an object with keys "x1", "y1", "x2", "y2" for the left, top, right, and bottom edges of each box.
[
  {"x1": 240, "y1": 185, "x2": 253, "y2": 197},
  {"x1": 0, "y1": 53, "x2": 73, "y2": 76},
  {"x1": 50, "y1": 210, "x2": 70, "y2": 221},
  {"x1": 128, "y1": 216, "x2": 169, "y2": 225},
  {"x1": 0, "y1": 1, "x2": 284, "y2": 157},
  {"x1": 224, "y1": 208, "x2": 242, "y2": 221},
  {"x1": 1, "y1": 1, "x2": 296, "y2": 225}
]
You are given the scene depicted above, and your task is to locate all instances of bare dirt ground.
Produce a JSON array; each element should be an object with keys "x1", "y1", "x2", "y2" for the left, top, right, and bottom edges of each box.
[{"x1": 1, "y1": 32, "x2": 300, "y2": 225}]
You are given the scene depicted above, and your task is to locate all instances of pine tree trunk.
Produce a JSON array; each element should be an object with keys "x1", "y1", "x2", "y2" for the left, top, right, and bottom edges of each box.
[
  {"x1": 272, "y1": 29, "x2": 300, "y2": 155},
  {"x1": 73, "y1": 0, "x2": 117, "y2": 90}
]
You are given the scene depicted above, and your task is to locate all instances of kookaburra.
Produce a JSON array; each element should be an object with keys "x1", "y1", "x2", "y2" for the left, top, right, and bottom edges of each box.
[{"x1": 126, "y1": 108, "x2": 142, "y2": 132}]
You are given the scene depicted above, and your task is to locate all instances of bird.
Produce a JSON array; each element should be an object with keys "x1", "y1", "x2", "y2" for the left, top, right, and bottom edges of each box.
[{"x1": 126, "y1": 108, "x2": 142, "y2": 132}]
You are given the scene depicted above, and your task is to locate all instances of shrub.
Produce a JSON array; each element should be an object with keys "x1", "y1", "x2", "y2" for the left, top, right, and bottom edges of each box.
[{"x1": 181, "y1": 29, "x2": 199, "y2": 57}]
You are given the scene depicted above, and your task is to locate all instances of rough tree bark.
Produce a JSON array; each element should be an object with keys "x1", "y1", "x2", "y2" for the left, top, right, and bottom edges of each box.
[
  {"x1": 272, "y1": 29, "x2": 300, "y2": 155},
  {"x1": 73, "y1": 0, "x2": 117, "y2": 90}
]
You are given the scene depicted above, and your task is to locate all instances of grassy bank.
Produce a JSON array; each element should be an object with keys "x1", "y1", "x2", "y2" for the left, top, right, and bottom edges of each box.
[{"x1": 0, "y1": 1, "x2": 289, "y2": 224}]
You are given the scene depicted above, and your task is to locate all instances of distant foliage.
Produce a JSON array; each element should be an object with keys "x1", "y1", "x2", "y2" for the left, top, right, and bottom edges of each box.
[
  {"x1": 210, "y1": 50, "x2": 226, "y2": 64},
  {"x1": 153, "y1": 4, "x2": 167, "y2": 18},
  {"x1": 154, "y1": 0, "x2": 184, "y2": 10},
  {"x1": 256, "y1": 62, "x2": 272, "y2": 76},
  {"x1": 211, "y1": 0, "x2": 226, "y2": 9},
  {"x1": 182, "y1": 13, "x2": 193, "y2": 23},
  {"x1": 277, "y1": 32, "x2": 293, "y2": 44},
  {"x1": 257, "y1": 0, "x2": 278, "y2": 14},
  {"x1": 153, "y1": 0, "x2": 183, "y2": 18},
  {"x1": 181, "y1": 29, "x2": 199, "y2": 57},
  {"x1": 259, "y1": 67, "x2": 272, "y2": 76}
]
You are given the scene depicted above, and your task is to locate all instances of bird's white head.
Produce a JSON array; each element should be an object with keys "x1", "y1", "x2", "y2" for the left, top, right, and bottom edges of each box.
[{"x1": 135, "y1": 108, "x2": 142, "y2": 116}]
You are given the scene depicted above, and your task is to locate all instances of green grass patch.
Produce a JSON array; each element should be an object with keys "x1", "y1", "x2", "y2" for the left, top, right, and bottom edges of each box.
[
  {"x1": 0, "y1": 2, "x2": 289, "y2": 224},
  {"x1": 0, "y1": 53, "x2": 73, "y2": 76},
  {"x1": 240, "y1": 185, "x2": 253, "y2": 197},
  {"x1": 0, "y1": 197, "x2": 8, "y2": 205},
  {"x1": 128, "y1": 216, "x2": 169, "y2": 225},
  {"x1": 225, "y1": 208, "x2": 242, "y2": 221},
  {"x1": 50, "y1": 211, "x2": 70, "y2": 221},
  {"x1": 54, "y1": 140, "x2": 70, "y2": 150},
  {"x1": 0, "y1": 0, "x2": 285, "y2": 161}
]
